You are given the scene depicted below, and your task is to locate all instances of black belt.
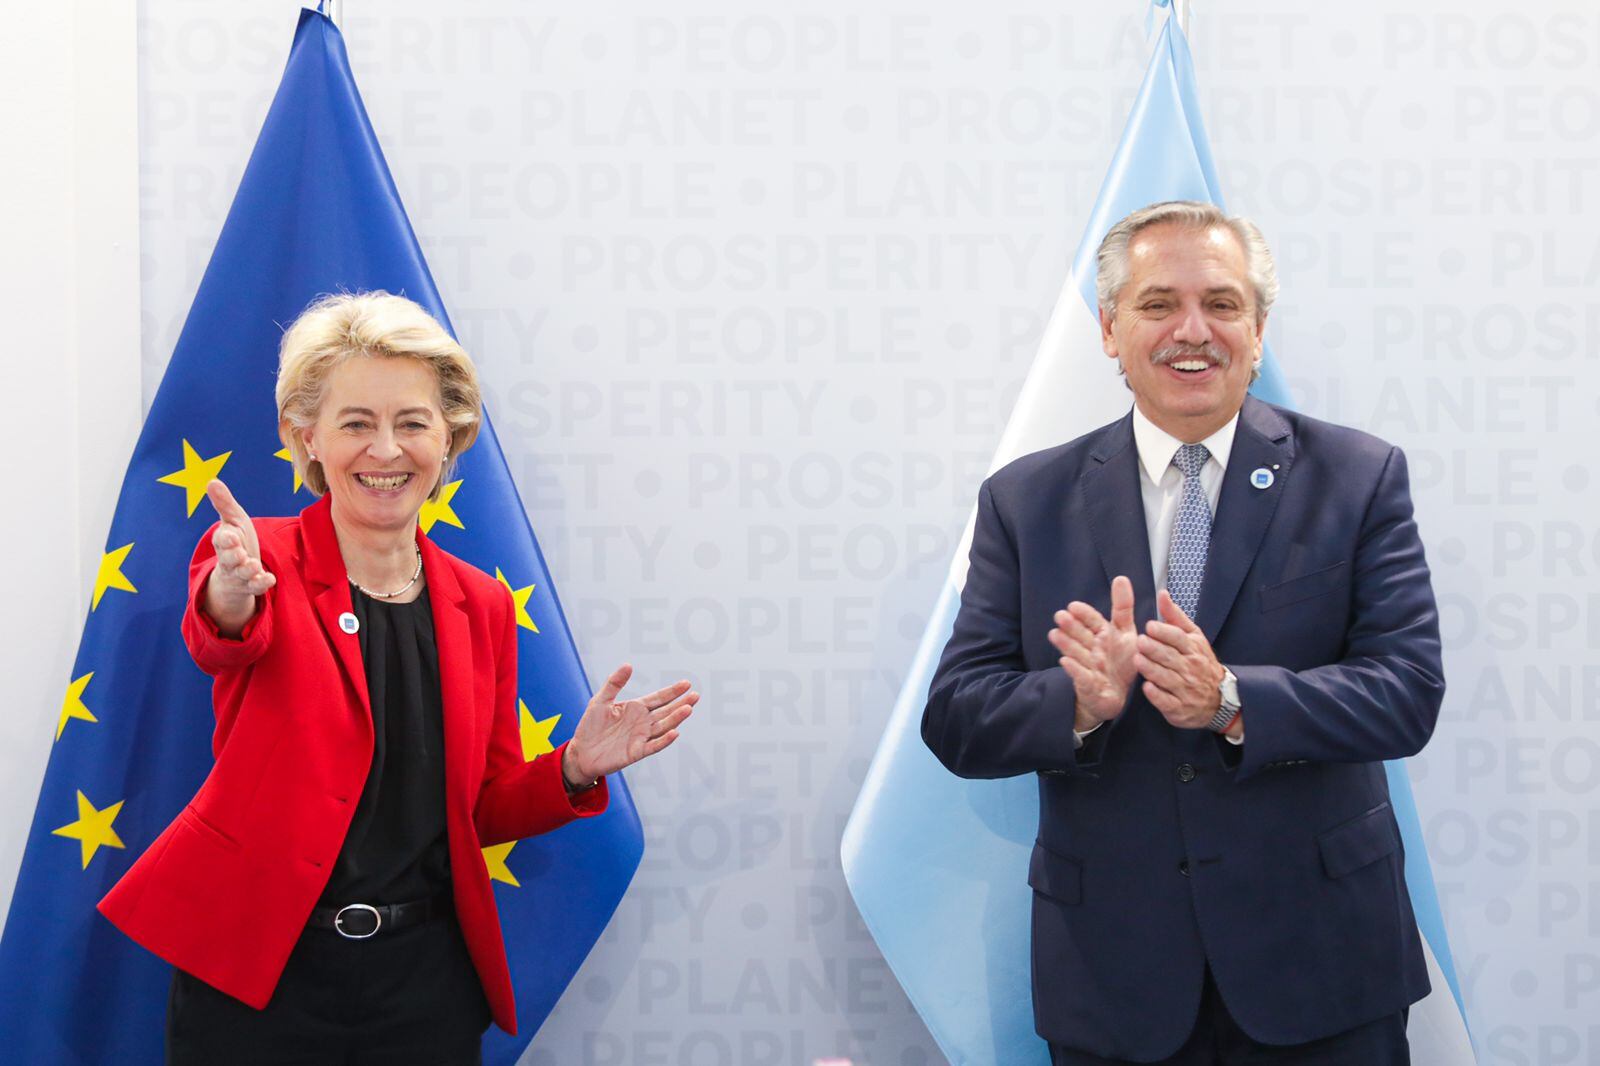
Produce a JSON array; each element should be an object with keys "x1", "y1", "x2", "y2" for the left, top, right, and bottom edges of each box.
[{"x1": 308, "y1": 893, "x2": 449, "y2": 939}]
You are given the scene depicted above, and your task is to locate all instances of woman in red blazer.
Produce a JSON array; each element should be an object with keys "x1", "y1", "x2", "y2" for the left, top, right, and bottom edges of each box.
[{"x1": 98, "y1": 292, "x2": 696, "y2": 1065}]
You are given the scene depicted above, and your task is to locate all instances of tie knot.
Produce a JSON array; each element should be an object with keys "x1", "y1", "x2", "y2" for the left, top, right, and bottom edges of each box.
[{"x1": 1173, "y1": 443, "x2": 1210, "y2": 478}]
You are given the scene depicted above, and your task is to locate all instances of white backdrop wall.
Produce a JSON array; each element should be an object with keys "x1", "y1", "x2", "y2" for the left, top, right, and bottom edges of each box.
[
  {"x1": 0, "y1": 0, "x2": 142, "y2": 933},
  {"x1": 7, "y1": 1, "x2": 1598, "y2": 1063}
]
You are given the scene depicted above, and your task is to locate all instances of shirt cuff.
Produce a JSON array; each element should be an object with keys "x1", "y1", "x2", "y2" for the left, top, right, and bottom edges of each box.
[{"x1": 1072, "y1": 721, "x2": 1105, "y2": 749}]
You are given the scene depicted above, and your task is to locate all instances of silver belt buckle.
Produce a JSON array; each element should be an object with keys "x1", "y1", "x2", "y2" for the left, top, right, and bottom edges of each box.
[{"x1": 334, "y1": 903, "x2": 381, "y2": 939}]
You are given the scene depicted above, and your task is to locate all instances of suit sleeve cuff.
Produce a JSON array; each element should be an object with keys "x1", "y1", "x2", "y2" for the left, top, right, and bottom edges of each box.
[
  {"x1": 1072, "y1": 721, "x2": 1105, "y2": 749},
  {"x1": 182, "y1": 558, "x2": 273, "y2": 672},
  {"x1": 549, "y1": 740, "x2": 609, "y2": 816}
]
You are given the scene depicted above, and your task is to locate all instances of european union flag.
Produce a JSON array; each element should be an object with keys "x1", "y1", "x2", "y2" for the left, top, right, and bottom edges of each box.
[
  {"x1": 0, "y1": 8, "x2": 642, "y2": 1063},
  {"x1": 841, "y1": 12, "x2": 1474, "y2": 1065}
]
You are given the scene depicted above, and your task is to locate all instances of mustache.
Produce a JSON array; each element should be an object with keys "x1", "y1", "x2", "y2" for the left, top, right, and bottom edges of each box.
[{"x1": 1151, "y1": 343, "x2": 1229, "y2": 367}]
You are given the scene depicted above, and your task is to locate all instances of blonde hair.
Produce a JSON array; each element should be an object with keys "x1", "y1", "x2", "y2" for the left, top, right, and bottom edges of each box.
[{"x1": 276, "y1": 291, "x2": 481, "y2": 499}]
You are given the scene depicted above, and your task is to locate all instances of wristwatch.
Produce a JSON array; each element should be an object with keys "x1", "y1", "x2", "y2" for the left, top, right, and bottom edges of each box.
[{"x1": 1207, "y1": 667, "x2": 1242, "y2": 733}]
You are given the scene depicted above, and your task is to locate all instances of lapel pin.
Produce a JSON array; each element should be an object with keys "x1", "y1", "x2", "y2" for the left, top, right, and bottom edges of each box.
[
  {"x1": 1250, "y1": 468, "x2": 1275, "y2": 490},
  {"x1": 339, "y1": 612, "x2": 360, "y2": 634}
]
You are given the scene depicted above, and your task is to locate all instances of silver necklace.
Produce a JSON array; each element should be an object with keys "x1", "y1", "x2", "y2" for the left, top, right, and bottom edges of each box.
[{"x1": 350, "y1": 543, "x2": 423, "y2": 599}]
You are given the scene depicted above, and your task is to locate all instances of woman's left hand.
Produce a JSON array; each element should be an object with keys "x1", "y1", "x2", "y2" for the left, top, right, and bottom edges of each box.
[{"x1": 563, "y1": 665, "x2": 697, "y2": 788}]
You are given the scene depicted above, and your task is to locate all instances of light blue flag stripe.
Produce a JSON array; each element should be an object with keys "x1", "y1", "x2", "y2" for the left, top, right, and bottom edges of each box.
[
  {"x1": 843, "y1": 582, "x2": 1038, "y2": 1065},
  {"x1": 842, "y1": 14, "x2": 1470, "y2": 1064}
]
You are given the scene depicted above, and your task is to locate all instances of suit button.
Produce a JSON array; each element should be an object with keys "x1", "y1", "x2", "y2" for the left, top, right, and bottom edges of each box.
[
  {"x1": 1176, "y1": 763, "x2": 1196, "y2": 783},
  {"x1": 1178, "y1": 860, "x2": 1190, "y2": 876}
]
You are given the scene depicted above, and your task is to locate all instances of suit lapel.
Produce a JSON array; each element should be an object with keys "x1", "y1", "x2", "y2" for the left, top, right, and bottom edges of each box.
[
  {"x1": 1195, "y1": 395, "x2": 1295, "y2": 642},
  {"x1": 421, "y1": 534, "x2": 476, "y2": 810},
  {"x1": 299, "y1": 495, "x2": 371, "y2": 720},
  {"x1": 1079, "y1": 413, "x2": 1159, "y2": 629}
]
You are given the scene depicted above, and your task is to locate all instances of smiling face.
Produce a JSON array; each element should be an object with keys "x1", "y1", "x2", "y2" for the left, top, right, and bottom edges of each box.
[
  {"x1": 302, "y1": 355, "x2": 449, "y2": 536},
  {"x1": 1100, "y1": 222, "x2": 1265, "y2": 443}
]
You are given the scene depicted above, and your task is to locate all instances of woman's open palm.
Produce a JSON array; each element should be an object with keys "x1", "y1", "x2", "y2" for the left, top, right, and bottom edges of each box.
[{"x1": 565, "y1": 665, "x2": 697, "y2": 783}]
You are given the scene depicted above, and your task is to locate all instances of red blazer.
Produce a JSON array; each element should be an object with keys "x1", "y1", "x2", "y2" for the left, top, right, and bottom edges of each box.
[{"x1": 99, "y1": 493, "x2": 606, "y2": 1034}]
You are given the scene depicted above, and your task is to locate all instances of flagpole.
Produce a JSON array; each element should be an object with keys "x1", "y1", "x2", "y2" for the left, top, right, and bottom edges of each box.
[{"x1": 324, "y1": 0, "x2": 342, "y2": 28}]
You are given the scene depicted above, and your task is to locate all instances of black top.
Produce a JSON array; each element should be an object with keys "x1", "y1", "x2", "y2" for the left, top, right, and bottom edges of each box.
[{"x1": 319, "y1": 584, "x2": 451, "y2": 906}]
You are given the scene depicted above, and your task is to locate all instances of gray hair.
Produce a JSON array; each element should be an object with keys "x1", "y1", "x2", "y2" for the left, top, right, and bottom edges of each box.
[{"x1": 1094, "y1": 201, "x2": 1279, "y2": 326}]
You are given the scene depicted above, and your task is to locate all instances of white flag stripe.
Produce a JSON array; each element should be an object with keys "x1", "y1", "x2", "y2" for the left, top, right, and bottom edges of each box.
[{"x1": 950, "y1": 292, "x2": 1127, "y2": 590}]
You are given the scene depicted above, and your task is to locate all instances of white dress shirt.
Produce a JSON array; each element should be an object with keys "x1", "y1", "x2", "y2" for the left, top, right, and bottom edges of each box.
[
  {"x1": 1072, "y1": 403, "x2": 1244, "y2": 747},
  {"x1": 1132, "y1": 404, "x2": 1237, "y2": 592}
]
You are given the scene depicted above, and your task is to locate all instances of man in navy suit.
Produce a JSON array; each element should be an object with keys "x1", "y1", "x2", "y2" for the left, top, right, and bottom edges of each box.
[{"x1": 922, "y1": 201, "x2": 1442, "y2": 1064}]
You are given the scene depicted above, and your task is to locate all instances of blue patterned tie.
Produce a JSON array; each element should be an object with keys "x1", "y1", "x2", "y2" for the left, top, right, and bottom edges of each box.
[{"x1": 1166, "y1": 443, "x2": 1212, "y2": 618}]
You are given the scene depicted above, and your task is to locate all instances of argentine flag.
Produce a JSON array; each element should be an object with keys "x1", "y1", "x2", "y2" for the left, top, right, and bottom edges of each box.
[{"x1": 840, "y1": 13, "x2": 1475, "y2": 1065}]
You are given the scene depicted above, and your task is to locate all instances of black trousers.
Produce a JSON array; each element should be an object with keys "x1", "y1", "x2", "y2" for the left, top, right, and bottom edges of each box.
[
  {"x1": 1050, "y1": 966, "x2": 1410, "y2": 1066},
  {"x1": 167, "y1": 912, "x2": 491, "y2": 1066}
]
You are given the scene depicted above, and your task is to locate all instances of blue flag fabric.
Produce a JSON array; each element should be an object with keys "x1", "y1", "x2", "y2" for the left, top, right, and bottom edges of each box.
[
  {"x1": 0, "y1": 9, "x2": 641, "y2": 1063},
  {"x1": 841, "y1": 15, "x2": 1473, "y2": 1065}
]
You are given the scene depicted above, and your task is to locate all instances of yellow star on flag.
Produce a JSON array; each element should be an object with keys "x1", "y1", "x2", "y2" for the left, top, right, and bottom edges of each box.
[
  {"x1": 418, "y1": 479, "x2": 465, "y2": 535},
  {"x1": 157, "y1": 439, "x2": 232, "y2": 516},
  {"x1": 57, "y1": 672, "x2": 98, "y2": 741},
  {"x1": 52, "y1": 790, "x2": 126, "y2": 869},
  {"x1": 518, "y1": 700, "x2": 560, "y2": 760},
  {"x1": 274, "y1": 447, "x2": 304, "y2": 493},
  {"x1": 92, "y1": 544, "x2": 137, "y2": 610},
  {"x1": 482, "y1": 842, "x2": 520, "y2": 887},
  {"x1": 495, "y1": 568, "x2": 538, "y2": 633}
]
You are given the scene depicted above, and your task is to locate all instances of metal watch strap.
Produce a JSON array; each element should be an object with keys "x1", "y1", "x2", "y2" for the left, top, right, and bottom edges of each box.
[{"x1": 1207, "y1": 667, "x2": 1241, "y2": 733}]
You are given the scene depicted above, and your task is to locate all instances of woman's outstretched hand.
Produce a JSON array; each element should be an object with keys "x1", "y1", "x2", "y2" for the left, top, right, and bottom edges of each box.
[
  {"x1": 202, "y1": 479, "x2": 275, "y2": 636},
  {"x1": 562, "y1": 665, "x2": 696, "y2": 789}
]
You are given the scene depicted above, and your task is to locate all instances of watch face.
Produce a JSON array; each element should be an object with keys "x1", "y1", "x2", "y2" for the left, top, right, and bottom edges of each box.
[{"x1": 1219, "y1": 669, "x2": 1240, "y2": 710}]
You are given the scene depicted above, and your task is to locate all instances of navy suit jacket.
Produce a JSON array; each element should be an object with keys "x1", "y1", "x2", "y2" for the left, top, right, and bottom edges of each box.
[{"x1": 922, "y1": 396, "x2": 1442, "y2": 1059}]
